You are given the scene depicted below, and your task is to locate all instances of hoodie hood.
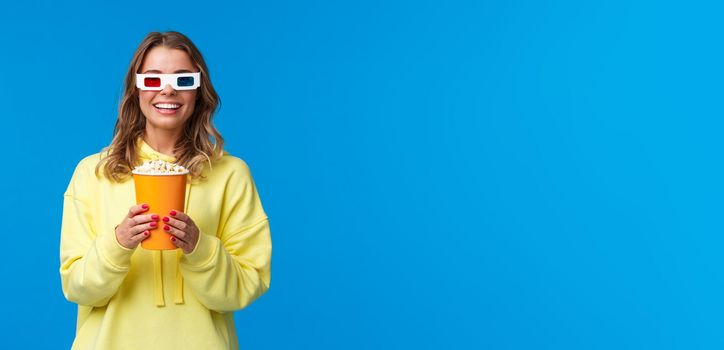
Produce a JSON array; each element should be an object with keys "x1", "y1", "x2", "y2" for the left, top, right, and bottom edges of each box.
[{"x1": 136, "y1": 137, "x2": 187, "y2": 306}]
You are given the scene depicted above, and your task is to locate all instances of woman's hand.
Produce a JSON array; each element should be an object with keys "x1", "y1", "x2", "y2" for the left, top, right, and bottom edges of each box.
[
  {"x1": 162, "y1": 210, "x2": 200, "y2": 254},
  {"x1": 115, "y1": 203, "x2": 158, "y2": 249}
]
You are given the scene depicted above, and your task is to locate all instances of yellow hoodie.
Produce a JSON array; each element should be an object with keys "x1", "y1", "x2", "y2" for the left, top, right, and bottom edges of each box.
[{"x1": 59, "y1": 138, "x2": 272, "y2": 349}]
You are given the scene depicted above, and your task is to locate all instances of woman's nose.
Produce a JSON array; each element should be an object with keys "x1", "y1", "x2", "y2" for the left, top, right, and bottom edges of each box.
[{"x1": 160, "y1": 84, "x2": 177, "y2": 95}]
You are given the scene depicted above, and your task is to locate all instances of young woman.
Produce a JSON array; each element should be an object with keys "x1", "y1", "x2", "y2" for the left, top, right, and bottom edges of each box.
[{"x1": 59, "y1": 31, "x2": 272, "y2": 349}]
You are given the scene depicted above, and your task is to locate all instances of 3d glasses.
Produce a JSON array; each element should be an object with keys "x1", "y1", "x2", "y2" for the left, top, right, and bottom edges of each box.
[{"x1": 135, "y1": 72, "x2": 201, "y2": 91}]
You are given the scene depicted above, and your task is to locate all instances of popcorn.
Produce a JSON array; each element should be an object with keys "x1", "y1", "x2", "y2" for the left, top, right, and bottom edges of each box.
[{"x1": 132, "y1": 159, "x2": 189, "y2": 175}]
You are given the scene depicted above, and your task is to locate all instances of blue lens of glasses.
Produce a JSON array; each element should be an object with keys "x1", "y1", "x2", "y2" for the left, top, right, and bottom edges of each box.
[{"x1": 177, "y1": 76, "x2": 195, "y2": 87}]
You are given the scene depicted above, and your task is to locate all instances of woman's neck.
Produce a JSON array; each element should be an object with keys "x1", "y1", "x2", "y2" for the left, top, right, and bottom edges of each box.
[{"x1": 143, "y1": 126, "x2": 181, "y2": 157}]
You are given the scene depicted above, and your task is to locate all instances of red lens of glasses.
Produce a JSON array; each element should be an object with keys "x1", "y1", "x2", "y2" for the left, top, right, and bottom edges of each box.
[{"x1": 144, "y1": 77, "x2": 161, "y2": 87}]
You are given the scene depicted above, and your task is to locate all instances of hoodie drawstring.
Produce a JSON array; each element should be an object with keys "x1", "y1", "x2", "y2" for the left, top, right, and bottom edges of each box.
[
  {"x1": 153, "y1": 251, "x2": 165, "y2": 306},
  {"x1": 174, "y1": 249, "x2": 185, "y2": 304}
]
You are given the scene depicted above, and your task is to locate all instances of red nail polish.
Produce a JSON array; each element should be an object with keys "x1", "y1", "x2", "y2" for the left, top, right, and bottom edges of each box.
[
  {"x1": 150, "y1": 222, "x2": 157, "y2": 227},
  {"x1": 171, "y1": 237, "x2": 176, "y2": 242},
  {"x1": 164, "y1": 225, "x2": 170, "y2": 231},
  {"x1": 163, "y1": 217, "x2": 169, "y2": 222},
  {"x1": 170, "y1": 210, "x2": 177, "y2": 216},
  {"x1": 144, "y1": 231, "x2": 149, "y2": 236},
  {"x1": 152, "y1": 215, "x2": 159, "y2": 220},
  {"x1": 142, "y1": 204, "x2": 149, "y2": 209}
]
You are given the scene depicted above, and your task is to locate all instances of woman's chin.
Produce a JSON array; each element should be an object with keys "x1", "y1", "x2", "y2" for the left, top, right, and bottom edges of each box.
[{"x1": 146, "y1": 117, "x2": 186, "y2": 131}]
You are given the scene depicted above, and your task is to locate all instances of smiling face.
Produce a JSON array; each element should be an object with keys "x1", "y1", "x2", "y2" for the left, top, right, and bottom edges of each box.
[{"x1": 138, "y1": 46, "x2": 198, "y2": 132}]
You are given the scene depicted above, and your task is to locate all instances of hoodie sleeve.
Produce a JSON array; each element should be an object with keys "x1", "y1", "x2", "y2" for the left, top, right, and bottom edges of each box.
[
  {"x1": 179, "y1": 158, "x2": 272, "y2": 313},
  {"x1": 59, "y1": 158, "x2": 135, "y2": 307}
]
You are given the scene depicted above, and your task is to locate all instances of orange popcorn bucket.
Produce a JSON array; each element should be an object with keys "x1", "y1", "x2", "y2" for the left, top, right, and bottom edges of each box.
[{"x1": 132, "y1": 172, "x2": 188, "y2": 250}]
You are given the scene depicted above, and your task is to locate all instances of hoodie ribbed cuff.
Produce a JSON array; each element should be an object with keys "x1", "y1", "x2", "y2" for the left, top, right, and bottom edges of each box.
[
  {"x1": 96, "y1": 228, "x2": 135, "y2": 270},
  {"x1": 181, "y1": 232, "x2": 218, "y2": 269}
]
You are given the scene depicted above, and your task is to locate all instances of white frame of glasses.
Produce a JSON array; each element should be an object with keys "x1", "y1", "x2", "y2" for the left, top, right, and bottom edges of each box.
[{"x1": 135, "y1": 72, "x2": 201, "y2": 90}]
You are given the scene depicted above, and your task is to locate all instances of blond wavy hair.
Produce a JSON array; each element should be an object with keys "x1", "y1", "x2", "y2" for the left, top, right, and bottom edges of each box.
[{"x1": 96, "y1": 31, "x2": 224, "y2": 183}]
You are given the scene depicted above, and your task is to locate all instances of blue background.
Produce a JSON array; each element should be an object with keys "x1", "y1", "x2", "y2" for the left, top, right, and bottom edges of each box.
[{"x1": 0, "y1": 0, "x2": 721, "y2": 348}]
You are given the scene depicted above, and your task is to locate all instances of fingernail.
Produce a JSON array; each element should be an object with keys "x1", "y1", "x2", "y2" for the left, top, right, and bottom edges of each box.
[
  {"x1": 164, "y1": 225, "x2": 170, "y2": 231},
  {"x1": 142, "y1": 204, "x2": 149, "y2": 209},
  {"x1": 171, "y1": 237, "x2": 176, "y2": 242},
  {"x1": 152, "y1": 214, "x2": 159, "y2": 220},
  {"x1": 150, "y1": 222, "x2": 158, "y2": 227},
  {"x1": 144, "y1": 231, "x2": 149, "y2": 236},
  {"x1": 170, "y1": 210, "x2": 177, "y2": 216},
  {"x1": 162, "y1": 217, "x2": 169, "y2": 222}
]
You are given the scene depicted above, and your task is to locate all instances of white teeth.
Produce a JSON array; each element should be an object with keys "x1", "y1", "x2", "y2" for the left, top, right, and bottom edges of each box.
[{"x1": 154, "y1": 103, "x2": 181, "y2": 109}]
